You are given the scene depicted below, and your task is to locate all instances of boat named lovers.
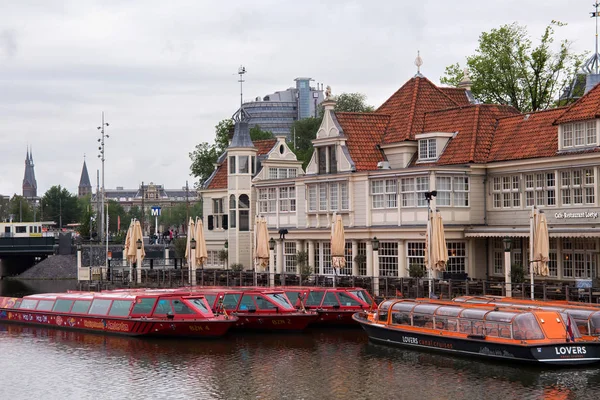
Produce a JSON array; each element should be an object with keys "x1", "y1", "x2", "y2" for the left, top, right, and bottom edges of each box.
[
  {"x1": 0, "y1": 291, "x2": 237, "y2": 338},
  {"x1": 353, "y1": 298, "x2": 600, "y2": 366}
]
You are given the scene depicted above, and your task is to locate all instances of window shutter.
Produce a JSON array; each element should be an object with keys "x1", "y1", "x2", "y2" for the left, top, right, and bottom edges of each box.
[
  {"x1": 222, "y1": 214, "x2": 228, "y2": 230},
  {"x1": 207, "y1": 215, "x2": 214, "y2": 230}
]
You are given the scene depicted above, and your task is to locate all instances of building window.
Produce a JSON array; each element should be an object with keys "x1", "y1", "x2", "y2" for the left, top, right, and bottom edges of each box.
[
  {"x1": 371, "y1": 179, "x2": 397, "y2": 209},
  {"x1": 229, "y1": 195, "x2": 236, "y2": 229},
  {"x1": 407, "y1": 242, "x2": 425, "y2": 276},
  {"x1": 308, "y1": 185, "x2": 317, "y2": 212},
  {"x1": 238, "y1": 194, "x2": 250, "y2": 231},
  {"x1": 548, "y1": 238, "x2": 557, "y2": 277},
  {"x1": 562, "y1": 121, "x2": 598, "y2": 149},
  {"x1": 446, "y1": 242, "x2": 466, "y2": 274},
  {"x1": 418, "y1": 139, "x2": 436, "y2": 161},
  {"x1": 492, "y1": 175, "x2": 520, "y2": 209},
  {"x1": 284, "y1": 242, "x2": 297, "y2": 273},
  {"x1": 329, "y1": 146, "x2": 337, "y2": 174},
  {"x1": 525, "y1": 172, "x2": 555, "y2": 207},
  {"x1": 307, "y1": 182, "x2": 350, "y2": 213},
  {"x1": 379, "y1": 242, "x2": 398, "y2": 277},
  {"x1": 212, "y1": 198, "x2": 224, "y2": 229},
  {"x1": 258, "y1": 189, "x2": 268, "y2": 213},
  {"x1": 319, "y1": 183, "x2": 327, "y2": 211},
  {"x1": 453, "y1": 177, "x2": 470, "y2": 207},
  {"x1": 561, "y1": 168, "x2": 595, "y2": 206},
  {"x1": 562, "y1": 238, "x2": 596, "y2": 278},
  {"x1": 268, "y1": 167, "x2": 298, "y2": 180},
  {"x1": 318, "y1": 147, "x2": 327, "y2": 174},
  {"x1": 357, "y1": 242, "x2": 367, "y2": 276},
  {"x1": 229, "y1": 156, "x2": 236, "y2": 174},
  {"x1": 492, "y1": 239, "x2": 504, "y2": 275},
  {"x1": 278, "y1": 187, "x2": 296, "y2": 213},
  {"x1": 341, "y1": 242, "x2": 353, "y2": 276},
  {"x1": 238, "y1": 156, "x2": 249, "y2": 174},
  {"x1": 401, "y1": 177, "x2": 429, "y2": 207}
]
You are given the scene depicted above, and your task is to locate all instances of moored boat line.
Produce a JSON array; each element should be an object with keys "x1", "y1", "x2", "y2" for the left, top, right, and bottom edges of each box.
[
  {"x1": 353, "y1": 298, "x2": 600, "y2": 366},
  {"x1": 0, "y1": 291, "x2": 237, "y2": 338}
]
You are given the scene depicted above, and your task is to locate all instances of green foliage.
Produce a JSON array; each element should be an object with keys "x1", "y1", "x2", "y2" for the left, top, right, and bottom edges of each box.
[
  {"x1": 353, "y1": 253, "x2": 366, "y2": 267},
  {"x1": 107, "y1": 200, "x2": 128, "y2": 233},
  {"x1": 112, "y1": 230, "x2": 126, "y2": 244},
  {"x1": 189, "y1": 119, "x2": 233, "y2": 186},
  {"x1": 7, "y1": 195, "x2": 34, "y2": 222},
  {"x1": 511, "y1": 263, "x2": 526, "y2": 283},
  {"x1": 127, "y1": 205, "x2": 142, "y2": 222},
  {"x1": 297, "y1": 251, "x2": 312, "y2": 281},
  {"x1": 408, "y1": 264, "x2": 426, "y2": 278},
  {"x1": 249, "y1": 125, "x2": 274, "y2": 141},
  {"x1": 218, "y1": 249, "x2": 228, "y2": 263},
  {"x1": 41, "y1": 186, "x2": 80, "y2": 227},
  {"x1": 441, "y1": 21, "x2": 585, "y2": 112},
  {"x1": 0, "y1": 196, "x2": 9, "y2": 221},
  {"x1": 230, "y1": 263, "x2": 244, "y2": 272},
  {"x1": 291, "y1": 116, "x2": 323, "y2": 169},
  {"x1": 173, "y1": 238, "x2": 187, "y2": 258},
  {"x1": 334, "y1": 93, "x2": 375, "y2": 113},
  {"x1": 77, "y1": 196, "x2": 95, "y2": 240}
]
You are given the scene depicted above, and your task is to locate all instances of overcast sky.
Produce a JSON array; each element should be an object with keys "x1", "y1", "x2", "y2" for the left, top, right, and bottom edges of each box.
[{"x1": 0, "y1": 0, "x2": 595, "y2": 196}]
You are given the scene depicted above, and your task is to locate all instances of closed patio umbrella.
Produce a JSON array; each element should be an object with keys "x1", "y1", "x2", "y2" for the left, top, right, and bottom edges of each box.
[
  {"x1": 255, "y1": 217, "x2": 270, "y2": 269},
  {"x1": 185, "y1": 217, "x2": 196, "y2": 284},
  {"x1": 195, "y1": 217, "x2": 208, "y2": 286},
  {"x1": 331, "y1": 214, "x2": 346, "y2": 270},
  {"x1": 424, "y1": 211, "x2": 448, "y2": 272},
  {"x1": 534, "y1": 211, "x2": 550, "y2": 277}
]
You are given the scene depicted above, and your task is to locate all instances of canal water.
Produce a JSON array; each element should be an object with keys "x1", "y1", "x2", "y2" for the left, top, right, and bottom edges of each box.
[{"x1": 1, "y1": 280, "x2": 599, "y2": 400}]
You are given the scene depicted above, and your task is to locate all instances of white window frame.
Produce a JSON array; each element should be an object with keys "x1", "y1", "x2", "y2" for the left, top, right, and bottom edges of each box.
[
  {"x1": 418, "y1": 138, "x2": 437, "y2": 161},
  {"x1": 371, "y1": 179, "x2": 397, "y2": 209},
  {"x1": 561, "y1": 120, "x2": 598, "y2": 149}
]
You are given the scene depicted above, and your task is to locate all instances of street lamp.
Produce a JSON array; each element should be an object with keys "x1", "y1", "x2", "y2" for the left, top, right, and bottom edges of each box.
[
  {"x1": 424, "y1": 190, "x2": 437, "y2": 298},
  {"x1": 371, "y1": 237, "x2": 379, "y2": 251},
  {"x1": 372, "y1": 237, "x2": 380, "y2": 296},
  {"x1": 190, "y1": 238, "x2": 196, "y2": 285},
  {"x1": 503, "y1": 237, "x2": 512, "y2": 297},
  {"x1": 224, "y1": 239, "x2": 228, "y2": 249},
  {"x1": 97, "y1": 112, "x2": 110, "y2": 245}
]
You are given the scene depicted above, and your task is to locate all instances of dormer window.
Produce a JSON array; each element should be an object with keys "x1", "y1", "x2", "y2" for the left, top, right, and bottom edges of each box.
[
  {"x1": 561, "y1": 121, "x2": 597, "y2": 149},
  {"x1": 419, "y1": 139, "x2": 436, "y2": 161}
]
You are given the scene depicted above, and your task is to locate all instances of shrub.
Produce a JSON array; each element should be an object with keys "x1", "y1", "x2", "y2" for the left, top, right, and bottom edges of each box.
[
  {"x1": 230, "y1": 263, "x2": 244, "y2": 272},
  {"x1": 173, "y1": 238, "x2": 187, "y2": 258},
  {"x1": 408, "y1": 264, "x2": 425, "y2": 278},
  {"x1": 511, "y1": 263, "x2": 525, "y2": 283}
]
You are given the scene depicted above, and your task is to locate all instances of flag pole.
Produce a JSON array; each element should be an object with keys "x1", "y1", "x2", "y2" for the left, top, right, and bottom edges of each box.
[{"x1": 530, "y1": 206, "x2": 536, "y2": 300}]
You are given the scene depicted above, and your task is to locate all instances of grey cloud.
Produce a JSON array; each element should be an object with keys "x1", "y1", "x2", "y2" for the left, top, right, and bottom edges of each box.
[{"x1": 0, "y1": 29, "x2": 17, "y2": 58}]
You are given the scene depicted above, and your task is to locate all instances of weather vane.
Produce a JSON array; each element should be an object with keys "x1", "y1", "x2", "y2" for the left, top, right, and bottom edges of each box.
[
  {"x1": 592, "y1": 3, "x2": 600, "y2": 74},
  {"x1": 415, "y1": 50, "x2": 423, "y2": 75}
]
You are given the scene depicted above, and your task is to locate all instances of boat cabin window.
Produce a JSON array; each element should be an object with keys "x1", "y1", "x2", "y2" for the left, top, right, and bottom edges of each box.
[
  {"x1": 88, "y1": 299, "x2": 112, "y2": 316},
  {"x1": 349, "y1": 290, "x2": 373, "y2": 306},
  {"x1": 434, "y1": 306, "x2": 461, "y2": 317},
  {"x1": 412, "y1": 304, "x2": 438, "y2": 315},
  {"x1": 486, "y1": 311, "x2": 516, "y2": 323},
  {"x1": 284, "y1": 291, "x2": 302, "y2": 305},
  {"x1": 71, "y1": 300, "x2": 92, "y2": 314},
  {"x1": 108, "y1": 300, "x2": 133, "y2": 317},
  {"x1": 239, "y1": 294, "x2": 256, "y2": 311},
  {"x1": 459, "y1": 309, "x2": 488, "y2": 320},
  {"x1": 322, "y1": 292, "x2": 340, "y2": 307},
  {"x1": 563, "y1": 314, "x2": 583, "y2": 338},
  {"x1": 484, "y1": 321, "x2": 500, "y2": 337},
  {"x1": 434, "y1": 317, "x2": 458, "y2": 331},
  {"x1": 154, "y1": 299, "x2": 174, "y2": 315},
  {"x1": 458, "y1": 319, "x2": 473, "y2": 334},
  {"x1": 131, "y1": 298, "x2": 157, "y2": 315},
  {"x1": 36, "y1": 300, "x2": 55, "y2": 311},
  {"x1": 305, "y1": 291, "x2": 325, "y2": 306},
  {"x1": 392, "y1": 302, "x2": 418, "y2": 312},
  {"x1": 222, "y1": 294, "x2": 241, "y2": 310},
  {"x1": 337, "y1": 292, "x2": 362, "y2": 307},
  {"x1": 590, "y1": 312, "x2": 600, "y2": 334},
  {"x1": 513, "y1": 314, "x2": 544, "y2": 340},
  {"x1": 254, "y1": 295, "x2": 277, "y2": 310},
  {"x1": 203, "y1": 295, "x2": 217, "y2": 308},
  {"x1": 171, "y1": 300, "x2": 195, "y2": 315},
  {"x1": 391, "y1": 311, "x2": 411, "y2": 325},
  {"x1": 187, "y1": 298, "x2": 211, "y2": 314},
  {"x1": 53, "y1": 299, "x2": 74, "y2": 313},
  {"x1": 413, "y1": 314, "x2": 434, "y2": 328},
  {"x1": 377, "y1": 300, "x2": 394, "y2": 322},
  {"x1": 266, "y1": 293, "x2": 294, "y2": 309},
  {"x1": 18, "y1": 299, "x2": 37, "y2": 310}
]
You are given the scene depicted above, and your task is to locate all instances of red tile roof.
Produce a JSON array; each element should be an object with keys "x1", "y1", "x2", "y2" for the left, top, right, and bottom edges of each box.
[
  {"x1": 376, "y1": 76, "x2": 461, "y2": 144},
  {"x1": 487, "y1": 108, "x2": 567, "y2": 162},
  {"x1": 420, "y1": 105, "x2": 519, "y2": 165},
  {"x1": 334, "y1": 112, "x2": 390, "y2": 171},
  {"x1": 205, "y1": 139, "x2": 277, "y2": 190},
  {"x1": 554, "y1": 82, "x2": 600, "y2": 124},
  {"x1": 439, "y1": 87, "x2": 471, "y2": 106}
]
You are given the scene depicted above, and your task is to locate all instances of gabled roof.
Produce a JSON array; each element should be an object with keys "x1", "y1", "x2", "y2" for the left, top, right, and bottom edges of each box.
[
  {"x1": 376, "y1": 76, "x2": 461, "y2": 144},
  {"x1": 420, "y1": 104, "x2": 519, "y2": 165},
  {"x1": 487, "y1": 107, "x2": 568, "y2": 162},
  {"x1": 204, "y1": 139, "x2": 277, "y2": 190},
  {"x1": 554, "y1": 81, "x2": 600, "y2": 124},
  {"x1": 335, "y1": 112, "x2": 390, "y2": 171},
  {"x1": 439, "y1": 87, "x2": 472, "y2": 106}
]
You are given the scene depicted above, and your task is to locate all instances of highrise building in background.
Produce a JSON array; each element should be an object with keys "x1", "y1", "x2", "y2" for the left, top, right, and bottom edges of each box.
[{"x1": 240, "y1": 77, "x2": 324, "y2": 137}]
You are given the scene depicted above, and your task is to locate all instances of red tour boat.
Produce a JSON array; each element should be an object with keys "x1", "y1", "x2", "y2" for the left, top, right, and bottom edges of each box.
[
  {"x1": 283, "y1": 287, "x2": 374, "y2": 326},
  {"x1": 0, "y1": 291, "x2": 237, "y2": 338}
]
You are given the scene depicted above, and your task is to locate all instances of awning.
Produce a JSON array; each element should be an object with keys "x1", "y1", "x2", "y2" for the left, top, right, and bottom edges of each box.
[{"x1": 465, "y1": 226, "x2": 600, "y2": 238}]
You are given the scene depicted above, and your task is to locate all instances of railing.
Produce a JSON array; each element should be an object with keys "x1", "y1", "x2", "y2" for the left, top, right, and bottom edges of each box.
[{"x1": 77, "y1": 261, "x2": 600, "y2": 304}]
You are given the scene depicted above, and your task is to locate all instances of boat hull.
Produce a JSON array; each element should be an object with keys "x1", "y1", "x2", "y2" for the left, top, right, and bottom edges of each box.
[
  {"x1": 0, "y1": 309, "x2": 236, "y2": 338},
  {"x1": 310, "y1": 309, "x2": 360, "y2": 326},
  {"x1": 232, "y1": 312, "x2": 318, "y2": 331},
  {"x1": 353, "y1": 313, "x2": 600, "y2": 366}
]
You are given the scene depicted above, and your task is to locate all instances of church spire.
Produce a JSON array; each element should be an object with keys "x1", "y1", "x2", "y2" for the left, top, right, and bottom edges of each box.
[
  {"x1": 23, "y1": 146, "x2": 37, "y2": 198},
  {"x1": 78, "y1": 155, "x2": 92, "y2": 198}
]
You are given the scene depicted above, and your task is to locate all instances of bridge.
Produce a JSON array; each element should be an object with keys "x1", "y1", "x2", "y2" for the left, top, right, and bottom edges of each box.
[{"x1": 0, "y1": 237, "x2": 57, "y2": 277}]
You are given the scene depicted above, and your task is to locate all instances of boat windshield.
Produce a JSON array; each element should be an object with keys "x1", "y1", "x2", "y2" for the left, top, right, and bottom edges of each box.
[
  {"x1": 591, "y1": 312, "x2": 600, "y2": 335},
  {"x1": 349, "y1": 290, "x2": 373, "y2": 306},
  {"x1": 108, "y1": 300, "x2": 133, "y2": 317},
  {"x1": 53, "y1": 299, "x2": 74, "y2": 313},
  {"x1": 222, "y1": 294, "x2": 241, "y2": 310},
  {"x1": 337, "y1": 292, "x2": 362, "y2": 307},
  {"x1": 131, "y1": 298, "x2": 157, "y2": 316},
  {"x1": 284, "y1": 291, "x2": 302, "y2": 304},
  {"x1": 513, "y1": 314, "x2": 545, "y2": 340},
  {"x1": 265, "y1": 293, "x2": 294, "y2": 310},
  {"x1": 305, "y1": 291, "x2": 325, "y2": 306},
  {"x1": 19, "y1": 299, "x2": 38, "y2": 310},
  {"x1": 203, "y1": 295, "x2": 217, "y2": 308},
  {"x1": 187, "y1": 298, "x2": 211, "y2": 314},
  {"x1": 88, "y1": 299, "x2": 112, "y2": 316},
  {"x1": 562, "y1": 313, "x2": 583, "y2": 338}
]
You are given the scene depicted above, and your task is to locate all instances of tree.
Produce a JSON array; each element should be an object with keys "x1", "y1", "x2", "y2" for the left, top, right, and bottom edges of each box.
[
  {"x1": 440, "y1": 21, "x2": 585, "y2": 112},
  {"x1": 7, "y1": 195, "x2": 33, "y2": 222},
  {"x1": 189, "y1": 119, "x2": 232, "y2": 185},
  {"x1": 77, "y1": 195, "x2": 96, "y2": 240},
  {"x1": 107, "y1": 200, "x2": 127, "y2": 233},
  {"x1": 250, "y1": 125, "x2": 273, "y2": 141},
  {"x1": 41, "y1": 186, "x2": 81, "y2": 228},
  {"x1": 333, "y1": 93, "x2": 375, "y2": 113},
  {"x1": 290, "y1": 116, "x2": 323, "y2": 169}
]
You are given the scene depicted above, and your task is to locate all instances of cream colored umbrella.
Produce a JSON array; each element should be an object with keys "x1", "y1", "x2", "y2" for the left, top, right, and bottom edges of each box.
[
  {"x1": 432, "y1": 211, "x2": 448, "y2": 272},
  {"x1": 331, "y1": 214, "x2": 346, "y2": 270},
  {"x1": 534, "y1": 212, "x2": 550, "y2": 277},
  {"x1": 125, "y1": 220, "x2": 137, "y2": 264},
  {"x1": 195, "y1": 217, "x2": 208, "y2": 286},
  {"x1": 184, "y1": 217, "x2": 196, "y2": 284},
  {"x1": 124, "y1": 220, "x2": 134, "y2": 264},
  {"x1": 255, "y1": 217, "x2": 270, "y2": 269}
]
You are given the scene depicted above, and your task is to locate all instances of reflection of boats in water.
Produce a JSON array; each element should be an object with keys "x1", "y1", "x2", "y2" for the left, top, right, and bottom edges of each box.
[{"x1": 354, "y1": 298, "x2": 600, "y2": 366}]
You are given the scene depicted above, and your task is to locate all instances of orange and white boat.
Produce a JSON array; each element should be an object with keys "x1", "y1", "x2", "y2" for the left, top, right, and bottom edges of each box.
[{"x1": 353, "y1": 298, "x2": 600, "y2": 366}]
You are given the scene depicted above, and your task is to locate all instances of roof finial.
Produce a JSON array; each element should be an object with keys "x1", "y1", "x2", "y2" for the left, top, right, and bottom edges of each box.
[
  {"x1": 415, "y1": 50, "x2": 423, "y2": 76},
  {"x1": 325, "y1": 85, "x2": 332, "y2": 100}
]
